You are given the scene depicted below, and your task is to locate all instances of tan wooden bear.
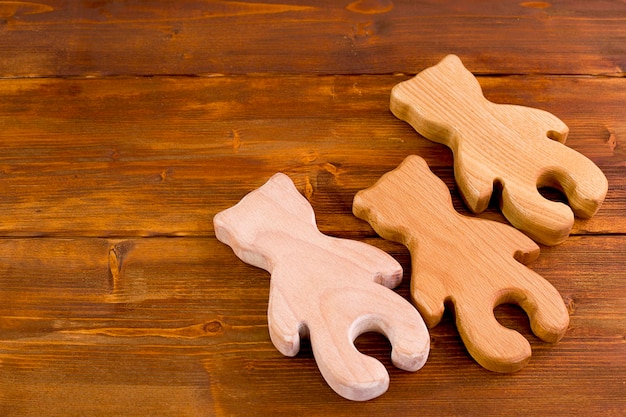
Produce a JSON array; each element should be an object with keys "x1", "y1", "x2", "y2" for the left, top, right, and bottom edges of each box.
[
  {"x1": 353, "y1": 155, "x2": 570, "y2": 373},
  {"x1": 214, "y1": 173, "x2": 430, "y2": 401},
  {"x1": 390, "y1": 54, "x2": 608, "y2": 246}
]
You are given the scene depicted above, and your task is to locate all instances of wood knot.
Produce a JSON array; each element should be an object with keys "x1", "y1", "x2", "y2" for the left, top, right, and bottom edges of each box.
[
  {"x1": 563, "y1": 296, "x2": 577, "y2": 315},
  {"x1": 232, "y1": 129, "x2": 241, "y2": 152},
  {"x1": 203, "y1": 320, "x2": 223, "y2": 334},
  {"x1": 606, "y1": 128, "x2": 618, "y2": 152},
  {"x1": 108, "y1": 240, "x2": 135, "y2": 289}
]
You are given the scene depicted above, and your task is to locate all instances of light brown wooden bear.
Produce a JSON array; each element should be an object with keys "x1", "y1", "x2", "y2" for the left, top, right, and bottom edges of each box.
[
  {"x1": 390, "y1": 54, "x2": 607, "y2": 245},
  {"x1": 353, "y1": 155, "x2": 570, "y2": 373}
]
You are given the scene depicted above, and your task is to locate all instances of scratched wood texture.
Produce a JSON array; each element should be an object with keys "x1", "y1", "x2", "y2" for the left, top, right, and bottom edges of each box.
[{"x1": 0, "y1": 1, "x2": 624, "y2": 416}]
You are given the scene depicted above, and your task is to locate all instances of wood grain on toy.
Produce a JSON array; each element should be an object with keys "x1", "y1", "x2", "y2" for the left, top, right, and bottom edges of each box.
[
  {"x1": 353, "y1": 155, "x2": 570, "y2": 373},
  {"x1": 214, "y1": 173, "x2": 430, "y2": 401},
  {"x1": 390, "y1": 55, "x2": 608, "y2": 246}
]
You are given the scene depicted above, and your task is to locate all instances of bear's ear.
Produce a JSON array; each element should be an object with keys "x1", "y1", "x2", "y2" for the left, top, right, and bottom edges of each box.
[
  {"x1": 232, "y1": 173, "x2": 299, "y2": 219},
  {"x1": 433, "y1": 55, "x2": 470, "y2": 77},
  {"x1": 438, "y1": 54, "x2": 464, "y2": 70},
  {"x1": 402, "y1": 155, "x2": 454, "y2": 202},
  {"x1": 264, "y1": 172, "x2": 294, "y2": 192},
  {"x1": 435, "y1": 54, "x2": 482, "y2": 94},
  {"x1": 260, "y1": 173, "x2": 317, "y2": 226}
]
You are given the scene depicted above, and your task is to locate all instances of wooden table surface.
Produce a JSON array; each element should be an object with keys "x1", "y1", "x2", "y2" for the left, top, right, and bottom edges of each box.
[{"x1": 0, "y1": 1, "x2": 624, "y2": 415}]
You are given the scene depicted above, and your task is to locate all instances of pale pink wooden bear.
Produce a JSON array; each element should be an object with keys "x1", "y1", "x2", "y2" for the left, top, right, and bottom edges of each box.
[
  {"x1": 353, "y1": 155, "x2": 570, "y2": 373},
  {"x1": 390, "y1": 54, "x2": 608, "y2": 246},
  {"x1": 214, "y1": 173, "x2": 430, "y2": 401}
]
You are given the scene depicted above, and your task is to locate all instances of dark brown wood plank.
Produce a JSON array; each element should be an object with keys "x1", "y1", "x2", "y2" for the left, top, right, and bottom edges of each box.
[
  {"x1": 0, "y1": 235, "x2": 623, "y2": 416},
  {"x1": 0, "y1": 0, "x2": 624, "y2": 77},
  {"x1": 0, "y1": 75, "x2": 622, "y2": 237}
]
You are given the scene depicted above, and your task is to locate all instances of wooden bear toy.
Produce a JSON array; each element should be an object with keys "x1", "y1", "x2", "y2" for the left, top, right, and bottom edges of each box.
[
  {"x1": 353, "y1": 155, "x2": 570, "y2": 373},
  {"x1": 214, "y1": 173, "x2": 430, "y2": 401},
  {"x1": 390, "y1": 54, "x2": 608, "y2": 246}
]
